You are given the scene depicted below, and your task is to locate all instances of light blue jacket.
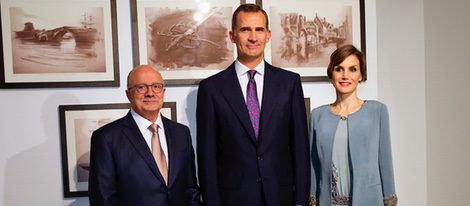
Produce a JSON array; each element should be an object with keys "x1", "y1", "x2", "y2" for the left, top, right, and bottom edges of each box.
[{"x1": 310, "y1": 101, "x2": 397, "y2": 206}]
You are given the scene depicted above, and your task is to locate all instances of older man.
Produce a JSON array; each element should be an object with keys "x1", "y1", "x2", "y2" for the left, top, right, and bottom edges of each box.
[{"x1": 89, "y1": 65, "x2": 200, "y2": 206}]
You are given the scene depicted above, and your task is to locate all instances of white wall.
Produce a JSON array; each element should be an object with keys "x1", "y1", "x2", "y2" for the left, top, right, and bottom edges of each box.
[
  {"x1": 424, "y1": 0, "x2": 470, "y2": 205},
  {"x1": 376, "y1": 0, "x2": 428, "y2": 205},
  {"x1": 0, "y1": 0, "x2": 382, "y2": 205},
  {"x1": 376, "y1": 0, "x2": 470, "y2": 205}
]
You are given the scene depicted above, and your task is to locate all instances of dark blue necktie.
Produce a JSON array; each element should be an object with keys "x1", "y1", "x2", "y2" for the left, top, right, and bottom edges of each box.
[{"x1": 246, "y1": 70, "x2": 260, "y2": 139}]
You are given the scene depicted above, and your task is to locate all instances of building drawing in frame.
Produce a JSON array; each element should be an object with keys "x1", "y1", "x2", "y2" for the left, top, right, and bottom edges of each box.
[
  {"x1": 263, "y1": 0, "x2": 365, "y2": 81},
  {"x1": 271, "y1": 8, "x2": 352, "y2": 68}
]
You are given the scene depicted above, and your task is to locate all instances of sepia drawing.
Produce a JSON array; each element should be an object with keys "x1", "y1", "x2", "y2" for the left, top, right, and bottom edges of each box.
[
  {"x1": 9, "y1": 7, "x2": 106, "y2": 74},
  {"x1": 145, "y1": 7, "x2": 233, "y2": 70},
  {"x1": 74, "y1": 118, "x2": 113, "y2": 182},
  {"x1": 271, "y1": 6, "x2": 353, "y2": 68}
]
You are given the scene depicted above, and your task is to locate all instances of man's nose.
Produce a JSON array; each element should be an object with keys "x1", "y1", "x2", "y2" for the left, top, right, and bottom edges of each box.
[{"x1": 248, "y1": 31, "x2": 257, "y2": 41}]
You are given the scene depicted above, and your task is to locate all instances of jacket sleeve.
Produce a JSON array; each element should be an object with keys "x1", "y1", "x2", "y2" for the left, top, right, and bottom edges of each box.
[
  {"x1": 184, "y1": 127, "x2": 202, "y2": 206},
  {"x1": 290, "y1": 74, "x2": 311, "y2": 205},
  {"x1": 309, "y1": 109, "x2": 320, "y2": 206},
  {"x1": 196, "y1": 80, "x2": 222, "y2": 206},
  {"x1": 378, "y1": 104, "x2": 398, "y2": 206},
  {"x1": 88, "y1": 129, "x2": 118, "y2": 206}
]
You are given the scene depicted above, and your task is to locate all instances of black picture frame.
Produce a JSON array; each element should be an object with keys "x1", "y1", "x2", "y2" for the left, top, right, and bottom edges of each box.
[
  {"x1": 59, "y1": 102, "x2": 176, "y2": 197},
  {"x1": 0, "y1": 0, "x2": 119, "y2": 88}
]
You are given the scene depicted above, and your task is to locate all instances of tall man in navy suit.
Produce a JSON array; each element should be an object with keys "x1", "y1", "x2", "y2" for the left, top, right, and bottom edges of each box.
[
  {"x1": 89, "y1": 65, "x2": 201, "y2": 206},
  {"x1": 196, "y1": 4, "x2": 310, "y2": 206}
]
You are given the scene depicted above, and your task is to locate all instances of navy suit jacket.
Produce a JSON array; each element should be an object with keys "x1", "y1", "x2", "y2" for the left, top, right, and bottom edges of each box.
[
  {"x1": 89, "y1": 112, "x2": 200, "y2": 206},
  {"x1": 196, "y1": 61, "x2": 310, "y2": 206}
]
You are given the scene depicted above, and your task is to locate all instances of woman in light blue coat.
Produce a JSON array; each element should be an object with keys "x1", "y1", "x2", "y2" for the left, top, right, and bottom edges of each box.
[{"x1": 310, "y1": 45, "x2": 397, "y2": 206}]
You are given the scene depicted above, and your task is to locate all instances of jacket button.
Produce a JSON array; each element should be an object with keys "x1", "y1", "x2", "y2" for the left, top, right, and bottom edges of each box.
[
  {"x1": 257, "y1": 156, "x2": 263, "y2": 161},
  {"x1": 256, "y1": 178, "x2": 262, "y2": 182}
]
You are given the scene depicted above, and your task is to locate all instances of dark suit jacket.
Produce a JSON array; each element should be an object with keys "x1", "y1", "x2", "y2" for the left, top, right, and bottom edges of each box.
[
  {"x1": 196, "y1": 61, "x2": 310, "y2": 206},
  {"x1": 89, "y1": 112, "x2": 200, "y2": 206}
]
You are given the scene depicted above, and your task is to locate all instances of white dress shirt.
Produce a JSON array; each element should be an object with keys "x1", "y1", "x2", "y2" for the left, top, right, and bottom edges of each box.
[
  {"x1": 235, "y1": 60, "x2": 265, "y2": 106},
  {"x1": 130, "y1": 109, "x2": 169, "y2": 166}
]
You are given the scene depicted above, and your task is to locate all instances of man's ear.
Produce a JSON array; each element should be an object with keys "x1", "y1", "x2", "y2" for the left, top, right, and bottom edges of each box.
[
  {"x1": 125, "y1": 90, "x2": 132, "y2": 102},
  {"x1": 229, "y1": 31, "x2": 236, "y2": 43},
  {"x1": 266, "y1": 29, "x2": 272, "y2": 41}
]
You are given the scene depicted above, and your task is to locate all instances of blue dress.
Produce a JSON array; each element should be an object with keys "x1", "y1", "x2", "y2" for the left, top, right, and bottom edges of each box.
[{"x1": 331, "y1": 117, "x2": 352, "y2": 206}]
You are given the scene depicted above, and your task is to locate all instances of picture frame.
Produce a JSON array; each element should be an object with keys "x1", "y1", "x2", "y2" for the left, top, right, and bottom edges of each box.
[
  {"x1": 262, "y1": 0, "x2": 365, "y2": 82},
  {"x1": 59, "y1": 102, "x2": 176, "y2": 197},
  {"x1": 0, "y1": 0, "x2": 119, "y2": 88},
  {"x1": 131, "y1": 0, "x2": 243, "y2": 85}
]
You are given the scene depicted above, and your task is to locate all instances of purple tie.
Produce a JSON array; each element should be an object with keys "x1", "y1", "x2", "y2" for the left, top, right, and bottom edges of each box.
[{"x1": 246, "y1": 70, "x2": 260, "y2": 139}]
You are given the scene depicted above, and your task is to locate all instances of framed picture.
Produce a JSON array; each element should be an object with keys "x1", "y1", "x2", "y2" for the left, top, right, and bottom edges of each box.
[
  {"x1": 131, "y1": 0, "x2": 243, "y2": 85},
  {"x1": 59, "y1": 102, "x2": 176, "y2": 197},
  {"x1": 0, "y1": 0, "x2": 119, "y2": 88},
  {"x1": 263, "y1": 0, "x2": 365, "y2": 81}
]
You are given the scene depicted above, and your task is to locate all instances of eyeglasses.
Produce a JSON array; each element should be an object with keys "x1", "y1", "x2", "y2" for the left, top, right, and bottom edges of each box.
[{"x1": 128, "y1": 83, "x2": 165, "y2": 94}]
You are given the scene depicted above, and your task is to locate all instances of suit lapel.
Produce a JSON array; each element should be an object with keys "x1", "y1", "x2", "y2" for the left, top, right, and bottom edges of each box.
[
  {"x1": 162, "y1": 116, "x2": 178, "y2": 188},
  {"x1": 121, "y1": 112, "x2": 163, "y2": 182},
  {"x1": 259, "y1": 62, "x2": 281, "y2": 150},
  {"x1": 220, "y1": 63, "x2": 258, "y2": 144}
]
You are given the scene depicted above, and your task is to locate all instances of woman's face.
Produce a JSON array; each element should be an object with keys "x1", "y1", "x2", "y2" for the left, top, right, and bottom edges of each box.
[{"x1": 331, "y1": 55, "x2": 362, "y2": 95}]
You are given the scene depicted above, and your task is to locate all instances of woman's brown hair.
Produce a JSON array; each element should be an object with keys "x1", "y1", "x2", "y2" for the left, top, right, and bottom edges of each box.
[{"x1": 327, "y1": 45, "x2": 367, "y2": 82}]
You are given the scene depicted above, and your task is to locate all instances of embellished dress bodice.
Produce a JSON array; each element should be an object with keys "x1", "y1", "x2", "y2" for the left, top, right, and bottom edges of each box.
[{"x1": 331, "y1": 117, "x2": 353, "y2": 206}]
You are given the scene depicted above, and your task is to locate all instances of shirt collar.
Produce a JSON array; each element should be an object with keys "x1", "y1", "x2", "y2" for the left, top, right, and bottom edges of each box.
[
  {"x1": 130, "y1": 108, "x2": 163, "y2": 131},
  {"x1": 235, "y1": 60, "x2": 265, "y2": 78}
]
